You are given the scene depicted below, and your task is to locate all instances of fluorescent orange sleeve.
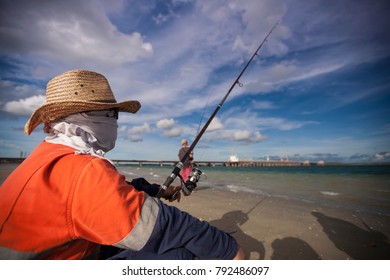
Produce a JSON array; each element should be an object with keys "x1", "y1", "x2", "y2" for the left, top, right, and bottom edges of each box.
[{"x1": 0, "y1": 142, "x2": 157, "y2": 259}]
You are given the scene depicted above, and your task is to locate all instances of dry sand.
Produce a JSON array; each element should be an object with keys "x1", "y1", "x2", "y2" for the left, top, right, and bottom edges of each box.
[{"x1": 166, "y1": 186, "x2": 390, "y2": 260}]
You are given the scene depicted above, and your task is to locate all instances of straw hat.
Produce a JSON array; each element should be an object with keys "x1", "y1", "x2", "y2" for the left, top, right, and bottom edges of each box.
[{"x1": 25, "y1": 69, "x2": 141, "y2": 135}]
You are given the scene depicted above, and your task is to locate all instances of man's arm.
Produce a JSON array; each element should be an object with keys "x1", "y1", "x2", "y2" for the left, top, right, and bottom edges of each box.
[{"x1": 128, "y1": 178, "x2": 181, "y2": 202}]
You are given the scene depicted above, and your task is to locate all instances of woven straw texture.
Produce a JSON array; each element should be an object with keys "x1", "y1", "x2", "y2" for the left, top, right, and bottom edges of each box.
[{"x1": 25, "y1": 69, "x2": 141, "y2": 135}]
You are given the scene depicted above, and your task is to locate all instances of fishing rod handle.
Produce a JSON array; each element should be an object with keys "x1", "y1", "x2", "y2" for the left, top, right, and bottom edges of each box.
[{"x1": 156, "y1": 162, "x2": 183, "y2": 198}]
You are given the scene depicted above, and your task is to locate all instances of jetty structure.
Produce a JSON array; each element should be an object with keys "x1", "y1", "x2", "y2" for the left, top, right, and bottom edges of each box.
[
  {"x1": 109, "y1": 159, "x2": 304, "y2": 167},
  {"x1": 0, "y1": 157, "x2": 316, "y2": 167}
]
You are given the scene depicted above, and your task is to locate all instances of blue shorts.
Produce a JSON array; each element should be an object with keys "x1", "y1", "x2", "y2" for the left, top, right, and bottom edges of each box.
[{"x1": 109, "y1": 200, "x2": 238, "y2": 260}]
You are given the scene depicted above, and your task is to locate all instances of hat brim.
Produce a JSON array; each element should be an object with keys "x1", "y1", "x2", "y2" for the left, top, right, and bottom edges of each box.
[{"x1": 25, "y1": 100, "x2": 141, "y2": 135}]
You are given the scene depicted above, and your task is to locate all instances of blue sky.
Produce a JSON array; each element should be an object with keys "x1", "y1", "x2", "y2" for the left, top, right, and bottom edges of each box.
[{"x1": 0, "y1": 0, "x2": 389, "y2": 163}]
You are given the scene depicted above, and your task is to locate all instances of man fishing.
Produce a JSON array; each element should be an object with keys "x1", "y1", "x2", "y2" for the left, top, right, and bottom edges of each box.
[
  {"x1": 178, "y1": 139, "x2": 193, "y2": 182},
  {"x1": 0, "y1": 69, "x2": 244, "y2": 260}
]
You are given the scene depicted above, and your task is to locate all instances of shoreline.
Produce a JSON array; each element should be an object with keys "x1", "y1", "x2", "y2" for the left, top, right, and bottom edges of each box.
[
  {"x1": 2, "y1": 157, "x2": 390, "y2": 166},
  {"x1": 166, "y1": 187, "x2": 390, "y2": 260}
]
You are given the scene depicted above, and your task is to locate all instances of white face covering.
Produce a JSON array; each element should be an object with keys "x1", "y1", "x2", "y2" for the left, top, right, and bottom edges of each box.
[{"x1": 45, "y1": 110, "x2": 118, "y2": 159}]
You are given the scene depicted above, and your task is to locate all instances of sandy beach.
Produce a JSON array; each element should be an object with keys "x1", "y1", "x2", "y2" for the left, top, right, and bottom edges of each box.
[
  {"x1": 1, "y1": 163, "x2": 389, "y2": 260},
  {"x1": 166, "y1": 186, "x2": 390, "y2": 260}
]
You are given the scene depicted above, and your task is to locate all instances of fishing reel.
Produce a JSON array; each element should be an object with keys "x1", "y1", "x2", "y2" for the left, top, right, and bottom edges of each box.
[{"x1": 181, "y1": 168, "x2": 202, "y2": 196}]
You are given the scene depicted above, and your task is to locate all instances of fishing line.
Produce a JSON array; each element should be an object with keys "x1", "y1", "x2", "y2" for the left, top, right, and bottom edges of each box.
[
  {"x1": 193, "y1": 95, "x2": 210, "y2": 162},
  {"x1": 196, "y1": 96, "x2": 210, "y2": 136}
]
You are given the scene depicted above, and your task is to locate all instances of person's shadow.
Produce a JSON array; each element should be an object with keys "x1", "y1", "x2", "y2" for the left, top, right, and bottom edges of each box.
[
  {"x1": 210, "y1": 210, "x2": 265, "y2": 259},
  {"x1": 270, "y1": 237, "x2": 321, "y2": 259},
  {"x1": 312, "y1": 211, "x2": 390, "y2": 259}
]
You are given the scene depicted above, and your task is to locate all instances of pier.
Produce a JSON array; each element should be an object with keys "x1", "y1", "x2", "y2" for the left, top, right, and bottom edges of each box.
[
  {"x1": 223, "y1": 160, "x2": 303, "y2": 167},
  {"x1": 2, "y1": 157, "x2": 388, "y2": 167},
  {"x1": 0, "y1": 157, "x2": 315, "y2": 167},
  {"x1": 111, "y1": 159, "x2": 305, "y2": 167}
]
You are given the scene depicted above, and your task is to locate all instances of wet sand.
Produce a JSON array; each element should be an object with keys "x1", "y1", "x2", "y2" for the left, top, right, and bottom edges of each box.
[{"x1": 166, "y1": 186, "x2": 390, "y2": 260}]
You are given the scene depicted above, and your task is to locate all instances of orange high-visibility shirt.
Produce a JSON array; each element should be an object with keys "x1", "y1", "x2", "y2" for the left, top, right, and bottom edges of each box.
[{"x1": 0, "y1": 141, "x2": 159, "y2": 259}]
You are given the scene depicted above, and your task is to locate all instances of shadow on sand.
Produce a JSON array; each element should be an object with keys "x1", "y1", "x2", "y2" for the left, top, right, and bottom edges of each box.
[
  {"x1": 210, "y1": 209, "x2": 265, "y2": 259},
  {"x1": 209, "y1": 205, "x2": 390, "y2": 259},
  {"x1": 270, "y1": 237, "x2": 321, "y2": 259},
  {"x1": 312, "y1": 211, "x2": 390, "y2": 259}
]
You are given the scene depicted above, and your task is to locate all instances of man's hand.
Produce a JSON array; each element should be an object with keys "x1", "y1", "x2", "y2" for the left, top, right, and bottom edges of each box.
[{"x1": 162, "y1": 185, "x2": 182, "y2": 202}]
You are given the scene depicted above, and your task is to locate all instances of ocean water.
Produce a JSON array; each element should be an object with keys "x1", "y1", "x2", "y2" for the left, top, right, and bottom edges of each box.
[
  {"x1": 116, "y1": 164, "x2": 390, "y2": 216},
  {"x1": 1, "y1": 163, "x2": 389, "y2": 216}
]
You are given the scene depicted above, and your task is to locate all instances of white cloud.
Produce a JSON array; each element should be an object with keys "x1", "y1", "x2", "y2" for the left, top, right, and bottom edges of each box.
[
  {"x1": 129, "y1": 123, "x2": 152, "y2": 134},
  {"x1": 207, "y1": 117, "x2": 224, "y2": 132},
  {"x1": 156, "y1": 118, "x2": 183, "y2": 138},
  {"x1": 0, "y1": 79, "x2": 45, "y2": 107},
  {"x1": 156, "y1": 119, "x2": 175, "y2": 130},
  {"x1": 374, "y1": 152, "x2": 390, "y2": 161},
  {"x1": 256, "y1": 117, "x2": 316, "y2": 131},
  {"x1": 233, "y1": 130, "x2": 267, "y2": 143},
  {"x1": 204, "y1": 128, "x2": 267, "y2": 144},
  {"x1": 163, "y1": 127, "x2": 182, "y2": 138},
  {"x1": 128, "y1": 134, "x2": 144, "y2": 143},
  {"x1": 282, "y1": 63, "x2": 345, "y2": 84},
  {"x1": 2, "y1": 95, "x2": 45, "y2": 116},
  {"x1": 0, "y1": 0, "x2": 153, "y2": 67},
  {"x1": 251, "y1": 100, "x2": 276, "y2": 110},
  {"x1": 120, "y1": 123, "x2": 152, "y2": 143},
  {"x1": 233, "y1": 130, "x2": 250, "y2": 141},
  {"x1": 253, "y1": 131, "x2": 268, "y2": 142},
  {"x1": 232, "y1": 36, "x2": 250, "y2": 52},
  {"x1": 222, "y1": 108, "x2": 317, "y2": 132}
]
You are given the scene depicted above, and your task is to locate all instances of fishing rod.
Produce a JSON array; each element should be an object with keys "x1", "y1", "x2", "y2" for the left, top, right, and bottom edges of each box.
[{"x1": 157, "y1": 21, "x2": 279, "y2": 198}]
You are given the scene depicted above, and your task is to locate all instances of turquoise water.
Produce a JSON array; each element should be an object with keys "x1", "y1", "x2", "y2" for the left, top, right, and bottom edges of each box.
[{"x1": 116, "y1": 164, "x2": 390, "y2": 216}]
